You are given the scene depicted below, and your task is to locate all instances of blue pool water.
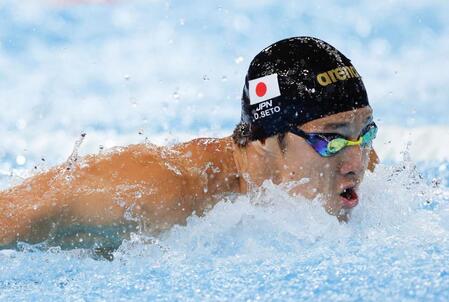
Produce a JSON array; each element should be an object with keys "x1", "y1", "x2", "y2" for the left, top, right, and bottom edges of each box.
[{"x1": 1, "y1": 0, "x2": 449, "y2": 301}]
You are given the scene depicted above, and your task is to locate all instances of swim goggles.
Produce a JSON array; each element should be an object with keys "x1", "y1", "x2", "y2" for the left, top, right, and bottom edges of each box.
[{"x1": 289, "y1": 122, "x2": 378, "y2": 157}]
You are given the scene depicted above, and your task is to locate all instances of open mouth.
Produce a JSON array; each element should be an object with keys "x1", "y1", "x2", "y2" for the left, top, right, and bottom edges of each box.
[{"x1": 339, "y1": 187, "x2": 359, "y2": 209}]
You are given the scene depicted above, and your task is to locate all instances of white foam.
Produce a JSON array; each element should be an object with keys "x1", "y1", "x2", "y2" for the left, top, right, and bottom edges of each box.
[
  {"x1": 114, "y1": 160, "x2": 449, "y2": 260},
  {"x1": 374, "y1": 125, "x2": 449, "y2": 162}
]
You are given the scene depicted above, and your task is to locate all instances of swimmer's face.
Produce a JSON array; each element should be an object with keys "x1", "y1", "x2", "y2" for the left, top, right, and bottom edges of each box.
[{"x1": 276, "y1": 106, "x2": 374, "y2": 221}]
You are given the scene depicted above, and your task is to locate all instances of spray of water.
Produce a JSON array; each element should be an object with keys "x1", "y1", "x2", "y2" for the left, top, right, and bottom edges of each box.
[{"x1": 1, "y1": 152, "x2": 449, "y2": 300}]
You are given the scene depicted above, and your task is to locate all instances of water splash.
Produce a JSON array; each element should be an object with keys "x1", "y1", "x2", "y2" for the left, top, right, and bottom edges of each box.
[
  {"x1": 1, "y1": 159, "x2": 449, "y2": 300},
  {"x1": 65, "y1": 132, "x2": 87, "y2": 172}
]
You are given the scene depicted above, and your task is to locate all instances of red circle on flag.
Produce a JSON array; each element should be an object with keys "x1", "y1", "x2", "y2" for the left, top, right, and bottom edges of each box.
[{"x1": 255, "y1": 82, "x2": 267, "y2": 97}]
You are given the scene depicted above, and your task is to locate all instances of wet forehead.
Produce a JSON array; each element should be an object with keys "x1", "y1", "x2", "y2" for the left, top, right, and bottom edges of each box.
[{"x1": 302, "y1": 107, "x2": 373, "y2": 132}]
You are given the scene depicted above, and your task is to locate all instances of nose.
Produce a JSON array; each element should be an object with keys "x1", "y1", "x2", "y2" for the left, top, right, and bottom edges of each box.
[{"x1": 339, "y1": 145, "x2": 365, "y2": 177}]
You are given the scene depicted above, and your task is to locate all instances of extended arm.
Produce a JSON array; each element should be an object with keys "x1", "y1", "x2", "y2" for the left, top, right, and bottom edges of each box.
[
  {"x1": 0, "y1": 165, "x2": 69, "y2": 245},
  {"x1": 0, "y1": 144, "x2": 187, "y2": 246}
]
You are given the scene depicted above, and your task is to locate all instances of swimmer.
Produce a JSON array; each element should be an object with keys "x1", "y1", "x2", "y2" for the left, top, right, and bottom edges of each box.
[{"x1": 0, "y1": 37, "x2": 379, "y2": 247}]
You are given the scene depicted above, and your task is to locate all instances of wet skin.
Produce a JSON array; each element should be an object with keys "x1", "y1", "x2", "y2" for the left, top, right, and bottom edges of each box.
[{"x1": 0, "y1": 107, "x2": 377, "y2": 246}]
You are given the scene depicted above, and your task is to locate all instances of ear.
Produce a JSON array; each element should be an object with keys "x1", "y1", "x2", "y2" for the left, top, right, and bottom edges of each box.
[
  {"x1": 250, "y1": 137, "x2": 283, "y2": 159},
  {"x1": 368, "y1": 149, "x2": 379, "y2": 172}
]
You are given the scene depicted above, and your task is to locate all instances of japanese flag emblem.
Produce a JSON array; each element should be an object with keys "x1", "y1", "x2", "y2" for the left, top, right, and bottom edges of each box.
[{"x1": 248, "y1": 73, "x2": 281, "y2": 105}]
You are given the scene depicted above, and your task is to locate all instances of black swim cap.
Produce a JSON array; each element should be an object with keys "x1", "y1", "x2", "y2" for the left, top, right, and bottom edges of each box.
[{"x1": 240, "y1": 36, "x2": 370, "y2": 141}]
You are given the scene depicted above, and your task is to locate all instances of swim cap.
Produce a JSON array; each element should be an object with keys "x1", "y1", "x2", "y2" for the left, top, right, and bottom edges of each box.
[{"x1": 240, "y1": 36, "x2": 370, "y2": 141}]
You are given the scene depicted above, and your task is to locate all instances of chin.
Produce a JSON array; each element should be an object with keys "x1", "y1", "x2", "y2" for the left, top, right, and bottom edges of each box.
[
  {"x1": 336, "y1": 207, "x2": 352, "y2": 222},
  {"x1": 322, "y1": 204, "x2": 351, "y2": 222},
  {"x1": 324, "y1": 196, "x2": 355, "y2": 222}
]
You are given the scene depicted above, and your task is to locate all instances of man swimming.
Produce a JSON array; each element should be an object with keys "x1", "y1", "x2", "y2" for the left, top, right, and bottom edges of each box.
[{"x1": 0, "y1": 37, "x2": 378, "y2": 247}]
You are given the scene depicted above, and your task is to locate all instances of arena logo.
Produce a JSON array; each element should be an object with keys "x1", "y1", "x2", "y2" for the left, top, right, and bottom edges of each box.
[{"x1": 316, "y1": 65, "x2": 361, "y2": 86}]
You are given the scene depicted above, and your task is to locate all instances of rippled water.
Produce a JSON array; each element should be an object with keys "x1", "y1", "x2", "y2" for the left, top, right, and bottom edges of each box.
[
  {"x1": 1, "y1": 158, "x2": 449, "y2": 301},
  {"x1": 1, "y1": 1, "x2": 449, "y2": 300}
]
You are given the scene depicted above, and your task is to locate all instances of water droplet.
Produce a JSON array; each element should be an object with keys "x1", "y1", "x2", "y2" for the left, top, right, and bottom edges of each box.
[
  {"x1": 124, "y1": 75, "x2": 131, "y2": 81},
  {"x1": 221, "y1": 75, "x2": 227, "y2": 82},
  {"x1": 117, "y1": 200, "x2": 126, "y2": 207},
  {"x1": 135, "y1": 191, "x2": 142, "y2": 199},
  {"x1": 202, "y1": 75, "x2": 210, "y2": 81},
  {"x1": 173, "y1": 91, "x2": 180, "y2": 100},
  {"x1": 16, "y1": 155, "x2": 26, "y2": 165},
  {"x1": 299, "y1": 178, "x2": 310, "y2": 184},
  {"x1": 234, "y1": 56, "x2": 244, "y2": 64},
  {"x1": 179, "y1": 18, "x2": 185, "y2": 25}
]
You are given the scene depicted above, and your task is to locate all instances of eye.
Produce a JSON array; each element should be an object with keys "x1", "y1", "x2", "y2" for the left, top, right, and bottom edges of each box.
[
  {"x1": 327, "y1": 138, "x2": 348, "y2": 153},
  {"x1": 361, "y1": 122, "x2": 376, "y2": 135},
  {"x1": 361, "y1": 124, "x2": 378, "y2": 146},
  {"x1": 316, "y1": 133, "x2": 343, "y2": 142}
]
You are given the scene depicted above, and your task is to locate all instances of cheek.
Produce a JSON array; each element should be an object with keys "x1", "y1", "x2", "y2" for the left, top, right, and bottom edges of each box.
[
  {"x1": 282, "y1": 141, "x2": 338, "y2": 197},
  {"x1": 285, "y1": 142, "x2": 336, "y2": 177},
  {"x1": 283, "y1": 141, "x2": 318, "y2": 176}
]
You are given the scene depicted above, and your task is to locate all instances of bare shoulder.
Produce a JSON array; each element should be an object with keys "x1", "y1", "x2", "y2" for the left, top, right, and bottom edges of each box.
[
  {"x1": 173, "y1": 137, "x2": 234, "y2": 162},
  {"x1": 75, "y1": 143, "x2": 188, "y2": 187},
  {"x1": 64, "y1": 143, "x2": 193, "y2": 228}
]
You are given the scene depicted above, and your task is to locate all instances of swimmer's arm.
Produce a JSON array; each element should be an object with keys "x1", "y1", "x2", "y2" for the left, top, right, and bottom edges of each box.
[
  {"x1": 0, "y1": 144, "x2": 185, "y2": 245},
  {"x1": 0, "y1": 166, "x2": 68, "y2": 245},
  {"x1": 0, "y1": 151, "x2": 126, "y2": 246},
  {"x1": 368, "y1": 149, "x2": 379, "y2": 172}
]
